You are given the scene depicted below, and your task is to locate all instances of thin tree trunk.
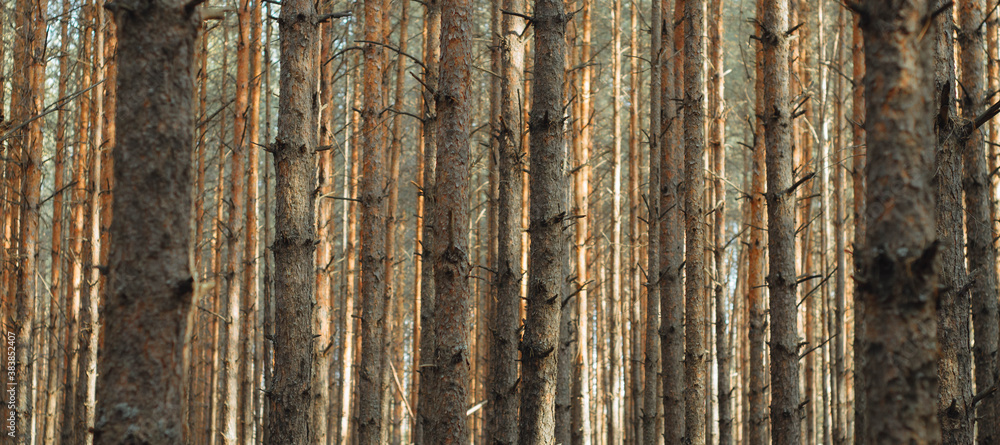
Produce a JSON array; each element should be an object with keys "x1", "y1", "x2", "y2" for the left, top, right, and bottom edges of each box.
[
  {"x1": 644, "y1": 0, "x2": 662, "y2": 442},
  {"x1": 832, "y1": 8, "x2": 848, "y2": 445},
  {"x1": 243, "y1": 2, "x2": 262, "y2": 441},
  {"x1": 932, "y1": 2, "x2": 972, "y2": 445},
  {"x1": 267, "y1": 0, "x2": 318, "y2": 439},
  {"x1": 609, "y1": 0, "x2": 624, "y2": 440},
  {"x1": 851, "y1": 11, "x2": 866, "y2": 445},
  {"x1": 958, "y1": 0, "x2": 1000, "y2": 442},
  {"x1": 628, "y1": 0, "x2": 643, "y2": 441},
  {"x1": 857, "y1": 1, "x2": 941, "y2": 443},
  {"x1": 748, "y1": 1, "x2": 768, "y2": 442},
  {"x1": 710, "y1": 1, "x2": 730, "y2": 442},
  {"x1": 10, "y1": 0, "x2": 46, "y2": 438},
  {"x1": 414, "y1": 0, "x2": 441, "y2": 440},
  {"x1": 93, "y1": 0, "x2": 197, "y2": 441},
  {"x1": 489, "y1": 0, "x2": 525, "y2": 437},
  {"x1": 518, "y1": 0, "x2": 567, "y2": 438}
]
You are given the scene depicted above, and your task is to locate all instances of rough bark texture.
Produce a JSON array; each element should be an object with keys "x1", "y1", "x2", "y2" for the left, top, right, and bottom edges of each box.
[
  {"x1": 851, "y1": 12, "x2": 867, "y2": 445},
  {"x1": 267, "y1": 0, "x2": 318, "y2": 439},
  {"x1": 518, "y1": 0, "x2": 566, "y2": 439},
  {"x1": 934, "y1": 2, "x2": 973, "y2": 444},
  {"x1": 489, "y1": 0, "x2": 525, "y2": 438},
  {"x1": 414, "y1": 0, "x2": 441, "y2": 441},
  {"x1": 858, "y1": 1, "x2": 941, "y2": 443},
  {"x1": 710, "y1": 1, "x2": 730, "y2": 443},
  {"x1": 358, "y1": 0, "x2": 388, "y2": 440},
  {"x1": 93, "y1": 1, "x2": 197, "y2": 442},
  {"x1": 426, "y1": 0, "x2": 473, "y2": 440},
  {"x1": 958, "y1": 1, "x2": 1000, "y2": 443},
  {"x1": 683, "y1": 0, "x2": 708, "y2": 442}
]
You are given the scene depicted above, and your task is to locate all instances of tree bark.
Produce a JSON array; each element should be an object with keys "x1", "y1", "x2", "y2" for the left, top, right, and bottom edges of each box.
[
  {"x1": 645, "y1": 0, "x2": 662, "y2": 443},
  {"x1": 958, "y1": 1, "x2": 1000, "y2": 442},
  {"x1": 858, "y1": 1, "x2": 941, "y2": 443},
  {"x1": 748, "y1": 2, "x2": 768, "y2": 443},
  {"x1": 489, "y1": 0, "x2": 525, "y2": 439},
  {"x1": 93, "y1": 0, "x2": 198, "y2": 441},
  {"x1": 267, "y1": 0, "x2": 318, "y2": 439},
  {"x1": 518, "y1": 0, "x2": 567, "y2": 439}
]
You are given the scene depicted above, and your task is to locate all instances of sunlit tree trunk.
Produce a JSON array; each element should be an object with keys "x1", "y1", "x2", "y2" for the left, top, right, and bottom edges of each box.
[{"x1": 748, "y1": 1, "x2": 768, "y2": 443}]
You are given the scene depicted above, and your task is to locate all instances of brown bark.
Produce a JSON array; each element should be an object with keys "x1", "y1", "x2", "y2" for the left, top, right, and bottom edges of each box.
[
  {"x1": 414, "y1": 0, "x2": 441, "y2": 440},
  {"x1": 833, "y1": 8, "x2": 848, "y2": 445},
  {"x1": 518, "y1": 0, "x2": 567, "y2": 438},
  {"x1": 683, "y1": 0, "x2": 708, "y2": 442},
  {"x1": 243, "y1": 1, "x2": 262, "y2": 441},
  {"x1": 627, "y1": 0, "x2": 643, "y2": 439},
  {"x1": 267, "y1": 0, "x2": 318, "y2": 439},
  {"x1": 93, "y1": 0, "x2": 198, "y2": 441},
  {"x1": 489, "y1": 0, "x2": 525, "y2": 438},
  {"x1": 313, "y1": 20, "x2": 334, "y2": 445},
  {"x1": 933, "y1": 2, "x2": 972, "y2": 444},
  {"x1": 358, "y1": 0, "x2": 389, "y2": 439},
  {"x1": 858, "y1": 1, "x2": 941, "y2": 443},
  {"x1": 425, "y1": 0, "x2": 474, "y2": 438},
  {"x1": 958, "y1": 1, "x2": 1000, "y2": 443},
  {"x1": 9, "y1": 0, "x2": 46, "y2": 438}
]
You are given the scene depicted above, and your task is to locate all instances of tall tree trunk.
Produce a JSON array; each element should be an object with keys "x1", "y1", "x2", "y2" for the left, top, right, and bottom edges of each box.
[
  {"x1": 518, "y1": 0, "x2": 567, "y2": 438},
  {"x1": 313, "y1": 19, "x2": 334, "y2": 445},
  {"x1": 857, "y1": 1, "x2": 941, "y2": 443},
  {"x1": 426, "y1": 0, "x2": 474, "y2": 438},
  {"x1": 243, "y1": 2, "x2": 262, "y2": 441},
  {"x1": 93, "y1": 0, "x2": 197, "y2": 441},
  {"x1": 358, "y1": 0, "x2": 389, "y2": 438},
  {"x1": 575, "y1": 0, "x2": 594, "y2": 438},
  {"x1": 851, "y1": 11, "x2": 866, "y2": 445},
  {"x1": 267, "y1": 0, "x2": 318, "y2": 439},
  {"x1": 748, "y1": 1, "x2": 768, "y2": 443},
  {"x1": 414, "y1": 0, "x2": 441, "y2": 440},
  {"x1": 489, "y1": 0, "x2": 525, "y2": 437},
  {"x1": 224, "y1": 0, "x2": 251, "y2": 439},
  {"x1": 10, "y1": 0, "x2": 46, "y2": 438},
  {"x1": 710, "y1": 1, "x2": 730, "y2": 443},
  {"x1": 644, "y1": 0, "x2": 662, "y2": 442},
  {"x1": 933, "y1": 2, "x2": 972, "y2": 444},
  {"x1": 683, "y1": 0, "x2": 708, "y2": 442},
  {"x1": 608, "y1": 0, "x2": 624, "y2": 439},
  {"x1": 628, "y1": 0, "x2": 643, "y2": 441},
  {"x1": 958, "y1": 0, "x2": 1000, "y2": 442},
  {"x1": 832, "y1": 9, "x2": 848, "y2": 445}
]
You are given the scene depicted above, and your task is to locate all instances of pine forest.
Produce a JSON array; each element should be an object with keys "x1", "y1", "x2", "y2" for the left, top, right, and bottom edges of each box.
[{"x1": 0, "y1": 0, "x2": 996, "y2": 444}]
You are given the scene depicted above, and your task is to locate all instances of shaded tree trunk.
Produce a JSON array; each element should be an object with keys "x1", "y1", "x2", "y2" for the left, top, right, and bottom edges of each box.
[
  {"x1": 267, "y1": 0, "x2": 319, "y2": 439},
  {"x1": 518, "y1": 0, "x2": 567, "y2": 438},
  {"x1": 858, "y1": 1, "x2": 941, "y2": 443},
  {"x1": 93, "y1": 0, "x2": 198, "y2": 441}
]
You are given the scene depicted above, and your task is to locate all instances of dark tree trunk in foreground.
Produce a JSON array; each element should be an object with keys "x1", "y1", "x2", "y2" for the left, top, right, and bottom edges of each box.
[
  {"x1": 94, "y1": 1, "x2": 198, "y2": 443},
  {"x1": 518, "y1": 0, "x2": 567, "y2": 439},
  {"x1": 858, "y1": 0, "x2": 941, "y2": 443},
  {"x1": 267, "y1": 0, "x2": 318, "y2": 439}
]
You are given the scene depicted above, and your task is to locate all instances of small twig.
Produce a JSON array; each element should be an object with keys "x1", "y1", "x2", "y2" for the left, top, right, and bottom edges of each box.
[
  {"x1": 316, "y1": 10, "x2": 351, "y2": 23},
  {"x1": 356, "y1": 39, "x2": 426, "y2": 70}
]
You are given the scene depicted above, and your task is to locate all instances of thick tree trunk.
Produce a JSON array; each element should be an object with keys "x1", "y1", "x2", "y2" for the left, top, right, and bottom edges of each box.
[
  {"x1": 518, "y1": 0, "x2": 567, "y2": 439},
  {"x1": 426, "y1": 0, "x2": 473, "y2": 439},
  {"x1": 93, "y1": 1, "x2": 197, "y2": 442},
  {"x1": 267, "y1": 0, "x2": 318, "y2": 439},
  {"x1": 358, "y1": 0, "x2": 389, "y2": 440},
  {"x1": 858, "y1": 1, "x2": 941, "y2": 443}
]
